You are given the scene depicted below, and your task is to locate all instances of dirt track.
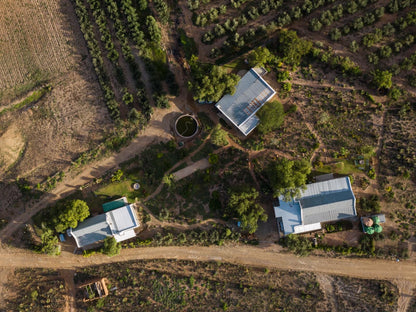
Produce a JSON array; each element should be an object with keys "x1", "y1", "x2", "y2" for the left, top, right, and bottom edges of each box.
[{"x1": 0, "y1": 245, "x2": 415, "y2": 283}]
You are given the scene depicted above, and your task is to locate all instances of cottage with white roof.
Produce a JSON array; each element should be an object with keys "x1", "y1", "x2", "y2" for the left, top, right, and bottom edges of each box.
[
  {"x1": 215, "y1": 68, "x2": 276, "y2": 136},
  {"x1": 68, "y1": 198, "x2": 140, "y2": 249},
  {"x1": 274, "y1": 177, "x2": 357, "y2": 235}
]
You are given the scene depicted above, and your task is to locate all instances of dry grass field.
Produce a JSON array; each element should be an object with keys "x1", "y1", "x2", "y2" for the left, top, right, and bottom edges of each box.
[{"x1": 0, "y1": 0, "x2": 112, "y2": 184}]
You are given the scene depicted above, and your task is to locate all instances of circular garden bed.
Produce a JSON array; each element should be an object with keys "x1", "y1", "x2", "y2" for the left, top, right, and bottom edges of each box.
[{"x1": 175, "y1": 115, "x2": 198, "y2": 139}]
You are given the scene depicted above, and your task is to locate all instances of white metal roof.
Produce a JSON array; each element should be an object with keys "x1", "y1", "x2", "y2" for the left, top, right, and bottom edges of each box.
[
  {"x1": 274, "y1": 177, "x2": 357, "y2": 234},
  {"x1": 215, "y1": 68, "x2": 276, "y2": 136},
  {"x1": 70, "y1": 203, "x2": 140, "y2": 248}
]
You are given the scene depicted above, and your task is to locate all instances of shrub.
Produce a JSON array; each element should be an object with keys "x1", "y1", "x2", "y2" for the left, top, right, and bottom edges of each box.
[
  {"x1": 281, "y1": 234, "x2": 313, "y2": 256},
  {"x1": 102, "y1": 237, "x2": 121, "y2": 256},
  {"x1": 210, "y1": 124, "x2": 229, "y2": 146},
  {"x1": 256, "y1": 100, "x2": 284, "y2": 134}
]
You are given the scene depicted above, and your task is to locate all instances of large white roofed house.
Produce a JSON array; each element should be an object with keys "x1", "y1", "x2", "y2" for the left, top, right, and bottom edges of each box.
[
  {"x1": 274, "y1": 177, "x2": 357, "y2": 235},
  {"x1": 68, "y1": 200, "x2": 140, "y2": 249},
  {"x1": 215, "y1": 68, "x2": 276, "y2": 136}
]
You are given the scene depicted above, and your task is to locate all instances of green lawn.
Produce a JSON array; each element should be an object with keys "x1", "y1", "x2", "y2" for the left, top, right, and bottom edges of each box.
[
  {"x1": 95, "y1": 180, "x2": 133, "y2": 198},
  {"x1": 318, "y1": 159, "x2": 363, "y2": 175}
]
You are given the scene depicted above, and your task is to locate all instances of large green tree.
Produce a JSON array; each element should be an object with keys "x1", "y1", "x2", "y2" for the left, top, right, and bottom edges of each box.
[
  {"x1": 188, "y1": 56, "x2": 240, "y2": 102},
  {"x1": 266, "y1": 158, "x2": 311, "y2": 200},
  {"x1": 256, "y1": 100, "x2": 285, "y2": 134},
  {"x1": 54, "y1": 199, "x2": 90, "y2": 233},
  {"x1": 226, "y1": 188, "x2": 267, "y2": 234},
  {"x1": 248, "y1": 46, "x2": 272, "y2": 67},
  {"x1": 271, "y1": 30, "x2": 312, "y2": 66}
]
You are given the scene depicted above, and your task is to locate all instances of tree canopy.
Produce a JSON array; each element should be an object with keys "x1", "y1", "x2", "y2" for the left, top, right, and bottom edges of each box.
[
  {"x1": 53, "y1": 199, "x2": 90, "y2": 233},
  {"x1": 266, "y1": 158, "x2": 311, "y2": 200},
  {"x1": 371, "y1": 69, "x2": 393, "y2": 90},
  {"x1": 188, "y1": 56, "x2": 240, "y2": 102},
  {"x1": 39, "y1": 228, "x2": 60, "y2": 255},
  {"x1": 271, "y1": 30, "x2": 312, "y2": 66},
  {"x1": 256, "y1": 100, "x2": 285, "y2": 134},
  {"x1": 210, "y1": 124, "x2": 229, "y2": 146},
  {"x1": 226, "y1": 188, "x2": 267, "y2": 234},
  {"x1": 248, "y1": 46, "x2": 272, "y2": 67}
]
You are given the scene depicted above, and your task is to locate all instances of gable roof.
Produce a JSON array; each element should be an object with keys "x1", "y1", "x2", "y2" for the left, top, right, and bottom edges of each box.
[
  {"x1": 215, "y1": 68, "x2": 276, "y2": 136},
  {"x1": 69, "y1": 203, "x2": 139, "y2": 248},
  {"x1": 274, "y1": 177, "x2": 356, "y2": 235}
]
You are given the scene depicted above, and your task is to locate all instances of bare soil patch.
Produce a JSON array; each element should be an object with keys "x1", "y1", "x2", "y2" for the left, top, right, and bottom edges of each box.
[
  {"x1": 0, "y1": 124, "x2": 25, "y2": 171},
  {"x1": 0, "y1": 0, "x2": 112, "y2": 184}
]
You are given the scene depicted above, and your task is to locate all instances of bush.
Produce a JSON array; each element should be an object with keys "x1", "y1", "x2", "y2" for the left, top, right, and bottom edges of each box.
[
  {"x1": 211, "y1": 124, "x2": 229, "y2": 146},
  {"x1": 359, "y1": 195, "x2": 381, "y2": 213},
  {"x1": 153, "y1": 94, "x2": 170, "y2": 108},
  {"x1": 256, "y1": 100, "x2": 284, "y2": 134},
  {"x1": 102, "y1": 237, "x2": 121, "y2": 256},
  {"x1": 281, "y1": 234, "x2": 313, "y2": 256}
]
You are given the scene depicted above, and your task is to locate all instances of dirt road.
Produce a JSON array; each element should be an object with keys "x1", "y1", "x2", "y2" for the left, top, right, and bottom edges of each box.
[{"x1": 0, "y1": 245, "x2": 414, "y2": 283}]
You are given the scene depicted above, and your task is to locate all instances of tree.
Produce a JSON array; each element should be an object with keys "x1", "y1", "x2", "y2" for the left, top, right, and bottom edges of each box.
[
  {"x1": 40, "y1": 228, "x2": 60, "y2": 255},
  {"x1": 271, "y1": 30, "x2": 312, "y2": 66},
  {"x1": 266, "y1": 158, "x2": 311, "y2": 200},
  {"x1": 153, "y1": 94, "x2": 170, "y2": 108},
  {"x1": 248, "y1": 46, "x2": 272, "y2": 67},
  {"x1": 256, "y1": 100, "x2": 284, "y2": 134},
  {"x1": 188, "y1": 56, "x2": 240, "y2": 102},
  {"x1": 210, "y1": 124, "x2": 229, "y2": 146},
  {"x1": 111, "y1": 169, "x2": 124, "y2": 182},
  {"x1": 54, "y1": 200, "x2": 90, "y2": 233},
  {"x1": 227, "y1": 188, "x2": 267, "y2": 234},
  {"x1": 371, "y1": 69, "x2": 392, "y2": 90},
  {"x1": 102, "y1": 237, "x2": 121, "y2": 256},
  {"x1": 122, "y1": 89, "x2": 134, "y2": 105},
  {"x1": 129, "y1": 108, "x2": 144, "y2": 125},
  {"x1": 146, "y1": 16, "x2": 161, "y2": 43},
  {"x1": 162, "y1": 173, "x2": 175, "y2": 188}
]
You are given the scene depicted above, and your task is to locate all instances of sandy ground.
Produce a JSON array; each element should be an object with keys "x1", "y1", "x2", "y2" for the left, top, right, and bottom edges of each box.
[{"x1": 0, "y1": 124, "x2": 25, "y2": 170}]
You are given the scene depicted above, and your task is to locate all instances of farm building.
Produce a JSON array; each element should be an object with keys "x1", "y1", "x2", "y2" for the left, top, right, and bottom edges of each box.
[
  {"x1": 68, "y1": 199, "x2": 140, "y2": 249},
  {"x1": 274, "y1": 177, "x2": 357, "y2": 235},
  {"x1": 215, "y1": 68, "x2": 276, "y2": 136}
]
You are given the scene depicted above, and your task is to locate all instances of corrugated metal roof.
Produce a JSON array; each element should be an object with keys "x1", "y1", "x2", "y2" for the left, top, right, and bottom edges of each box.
[
  {"x1": 70, "y1": 214, "x2": 112, "y2": 248},
  {"x1": 302, "y1": 199, "x2": 355, "y2": 225},
  {"x1": 70, "y1": 204, "x2": 139, "y2": 248},
  {"x1": 273, "y1": 199, "x2": 302, "y2": 235},
  {"x1": 239, "y1": 115, "x2": 260, "y2": 136},
  {"x1": 274, "y1": 177, "x2": 357, "y2": 234},
  {"x1": 215, "y1": 68, "x2": 275, "y2": 135},
  {"x1": 299, "y1": 177, "x2": 356, "y2": 225},
  {"x1": 107, "y1": 205, "x2": 139, "y2": 234},
  {"x1": 300, "y1": 190, "x2": 353, "y2": 209},
  {"x1": 300, "y1": 177, "x2": 352, "y2": 198}
]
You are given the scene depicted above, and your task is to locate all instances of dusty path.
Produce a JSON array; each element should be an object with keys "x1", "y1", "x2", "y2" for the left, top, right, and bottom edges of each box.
[
  {"x1": 172, "y1": 158, "x2": 210, "y2": 181},
  {"x1": 0, "y1": 245, "x2": 415, "y2": 284},
  {"x1": 396, "y1": 279, "x2": 416, "y2": 312}
]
